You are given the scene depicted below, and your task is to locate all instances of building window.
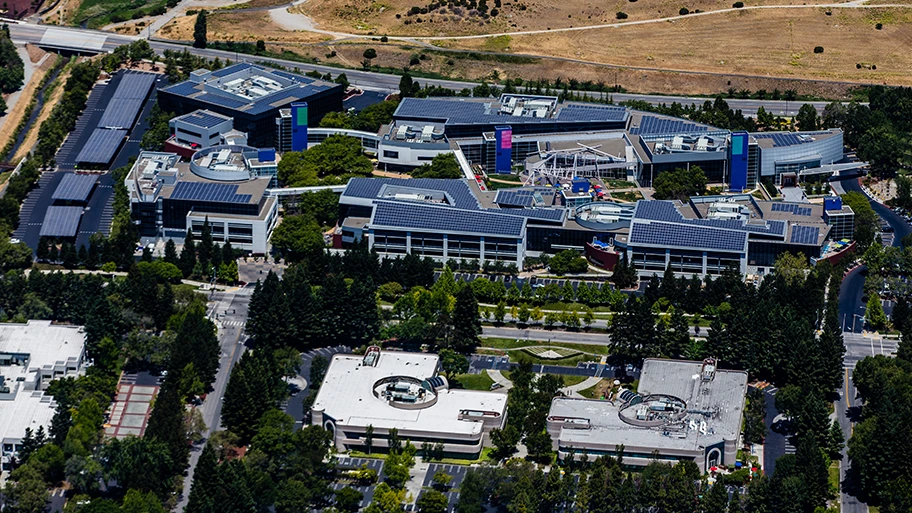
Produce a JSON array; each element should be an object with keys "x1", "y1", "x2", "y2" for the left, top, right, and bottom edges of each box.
[
  {"x1": 417, "y1": 156, "x2": 434, "y2": 161},
  {"x1": 383, "y1": 150, "x2": 400, "y2": 159}
]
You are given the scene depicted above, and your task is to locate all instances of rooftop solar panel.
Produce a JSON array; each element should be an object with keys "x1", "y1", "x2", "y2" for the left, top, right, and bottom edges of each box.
[
  {"x1": 630, "y1": 221, "x2": 747, "y2": 253},
  {"x1": 790, "y1": 225, "x2": 820, "y2": 245},
  {"x1": 633, "y1": 200, "x2": 787, "y2": 236},
  {"x1": 630, "y1": 115, "x2": 713, "y2": 136},
  {"x1": 345, "y1": 178, "x2": 481, "y2": 210},
  {"x1": 494, "y1": 190, "x2": 534, "y2": 207},
  {"x1": 394, "y1": 98, "x2": 626, "y2": 126},
  {"x1": 75, "y1": 129, "x2": 127, "y2": 164},
  {"x1": 371, "y1": 201, "x2": 525, "y2": 238},
  {"x1": 40, "y1": 206, "x2": 83, "y2": 237},
  {"x1": 51, "y1": 173, "x2": 98, "y2": 202},
  {"x1": 111, "y1": 72, "x2": 157, "y2": 100},
  {"x1": 179, "y1": 111, "x2": 232, "y2": 129},
  {"x1": 497, "y1": 208, "x2": 565, "y2": 222},
  {"x1": 169, "y1": 182, "x2": 253, "y2": 204}
]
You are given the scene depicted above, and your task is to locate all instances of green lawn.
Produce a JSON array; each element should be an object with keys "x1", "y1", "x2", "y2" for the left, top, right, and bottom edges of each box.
[
  {"x1": 562, "y1": 375, "x2": 589, "y2": 387},
  {"x1": 579, "y1": 379, "x2": 607, "y2": 399},
  {"x1": 605, "y1": 180, "x2": 636, "y2": 188},
  {"x1": 454, "y1": 371, "x2": 495, "y2": 391},
  {"x1": 486, "y1": 180, "x2": 524, "y2": 190},
  {"x1": 828, "y1": 462, "x2": 840, "y2": 495},
  {"x1": 73, "y1": 0, "x2": 169, "y2": 29},
  {"x1": 512, "y1": 352, "x2": 593, "y2": 367},
  {"x1": 479, "y1": 337, "x2": 611, "y2": 356},
  {"x1": 611, "y1": 191, "x2": 644, "y2": 202}
]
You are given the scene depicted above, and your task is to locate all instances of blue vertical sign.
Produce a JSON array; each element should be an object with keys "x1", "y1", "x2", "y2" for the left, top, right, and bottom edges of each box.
[
  {"x1": 729, "y1": 131, "x2": 748, "y2": 191},
  {"x1": 291, "y1": 102, "x2": 308, "y2": 152},
  {"x1": 494, "y1": 125, "x2": 512, "y2": 174}
]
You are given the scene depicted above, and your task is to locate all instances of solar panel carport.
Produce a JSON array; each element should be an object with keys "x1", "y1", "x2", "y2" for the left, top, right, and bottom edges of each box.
[
  {"x1": 52, "y1": 173, "x2": 99, "y2": 202},
  {"x1": 40, "y1": 206, "x2": 84, "y2": 237},
  {"x1": 75, "y1": 129, "x2": 127, "y2": 165}
]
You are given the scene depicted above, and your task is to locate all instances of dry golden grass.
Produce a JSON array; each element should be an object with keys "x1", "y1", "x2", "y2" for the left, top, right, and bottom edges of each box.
[
  {"x1": 295, "y1": 0, "x2": 857, "y2": 36},
  {"x1": 158, "y1": 11, "x2": 330, "y2": 42},
  {"x1": 443, "y1": 7, "x2": 912, "y2": 85},
  {"x1": 0, "y1": 55, "x2": 58, "y2": 158},
  {"x1": 289, "y1": 42, "x2": 861, "y2": 97},
  {"x1": 13, "y1": 66, "x2": 70, "y2": 162}
]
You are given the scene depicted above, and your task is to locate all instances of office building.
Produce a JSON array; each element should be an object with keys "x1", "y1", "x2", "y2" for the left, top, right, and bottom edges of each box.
[
  {"x1": 158, "y1": 63, "x2": 343, "y2": 147},
  {"x1": 124, "y1": 150, "x2": 279, "y2": 253},
  {"x1": 1, "y1": 321, "x2": 87, "y2": 470},
  {"x1": 311, "y1": 347, "x2": 507, "y2": 458},
  {"x1": 547, "y1": 358, "x2": 747, "y2": 472}
]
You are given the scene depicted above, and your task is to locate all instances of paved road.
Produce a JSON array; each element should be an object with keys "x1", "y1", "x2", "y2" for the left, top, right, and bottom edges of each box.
[
  {"x1": 175, "y1": 285, "x2": 252, "y2": 512},
  {"x1": 8, "y1": 23, "x2": 846, "y2": 116}
]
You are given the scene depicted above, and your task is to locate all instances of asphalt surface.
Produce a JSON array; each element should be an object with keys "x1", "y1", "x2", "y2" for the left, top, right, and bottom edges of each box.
[
  {"x1": 175, "y1": 285, "x2": 252, "y2": 513},
  {"x1": 7, "y1": 23, "x2": 846, "y2": 116},
  {"x1": 13, "y1": 69, "x2": 161, "y2": 251},
  {"x1": 286, "y1": 345, "x2": 351, "y2": 429}
]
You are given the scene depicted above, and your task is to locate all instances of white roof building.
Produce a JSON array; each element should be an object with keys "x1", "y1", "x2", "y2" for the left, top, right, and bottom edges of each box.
[
  {"x1": 312, "y1": 347, "x2": 507, "y2": 458},
  {"x1": 0, "y1": 321, "x2": 87, "y2": 469}
]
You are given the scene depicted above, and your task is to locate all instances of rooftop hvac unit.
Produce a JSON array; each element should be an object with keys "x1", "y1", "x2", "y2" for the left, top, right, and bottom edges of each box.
[{"x1": 671, "y1": 136, "x2": 685, "y2": 150}]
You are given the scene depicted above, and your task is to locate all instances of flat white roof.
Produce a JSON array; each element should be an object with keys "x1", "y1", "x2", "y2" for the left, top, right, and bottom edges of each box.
[
  {"x1": 314, "y1": 351, "x2": 507, "y2": 436},
  {"x1": 0, "y1": 320, "x2": 86, "y2": 371},
  {"x1": 0, "y1": 391, "x2": 56, "y2": 445}
]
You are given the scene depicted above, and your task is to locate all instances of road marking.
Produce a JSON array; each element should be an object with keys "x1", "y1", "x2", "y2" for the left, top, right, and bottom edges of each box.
[{"x1": 844, "y1": 368, "x2": 852, "y2": 408}]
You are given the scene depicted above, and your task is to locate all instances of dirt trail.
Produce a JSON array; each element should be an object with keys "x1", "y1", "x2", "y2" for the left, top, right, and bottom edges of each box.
[{"x1": 0, "y1": 54, "x2": 57, "y2": 158}]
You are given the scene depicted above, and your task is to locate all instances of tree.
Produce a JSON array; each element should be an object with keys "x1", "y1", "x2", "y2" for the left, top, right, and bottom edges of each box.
[
  {"x1": 841, "y1": 191, "x2": 880, "y2": 251},
  {"x1": 365, "y1": 482, "x2": 405, "y2": 513},
  {"x1": 652, "y1": 166, "x2": 708, "y2": 200},
  {"x1": 410, "y1": 153, "x2": 463, "y2": 179},
  {"x1": 335, "y1": 487, "x2": 364, "y2": 512},
  {"x1": 399, "y1": 72, "x2": 415, "y2": 98},
  {"x1": 451, "y1": 286, "x2": 481, "y2": 352},
  {"x1": 269, "y1": 215, "x2": 325, "y2": 263},
  {"x1": 416, "y1": 490, "x2": 449, "y2": 513},
  {"x1": 438, "y1": 348, "x2": 469, "y2": 381},
  {"x1": 2, "y1": 464, "x2": 49, "y2": 513},
  {"x1": 144, "y1": 380, "x2": 189, "y2": 477},
  {"x1": 309, "y1": 354, "x2": 329, "y2": 390},
  {"x1": 193, "y1": 10, "x2": 207, "y2": 48},
  {"x1": 163, "y1": 239, "x2": 178, "y2": 266},
  {"x1": 796, "y1": 103, "x2": 820, "y2": 131},
  {"x1": 493, "y1": 301, "x2": 506, "y2": 323},
  {"x1": 866, "y1": 293, "x2": 888, "y2": 331},
  {"x1": 277, "y1": 134, "x2": 372, "y2": 186},
  {"x1": 362, "y1": 48, "x2": 377, "y2": 67},
  {"x1": 612, "y1": 254, "x2": 638, "y2": 289}
]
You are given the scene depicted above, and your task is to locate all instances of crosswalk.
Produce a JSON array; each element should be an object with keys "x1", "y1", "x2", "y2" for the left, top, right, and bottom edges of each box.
[{"x1": 221, "y1": 320, "x2": 245, "y2": 328}]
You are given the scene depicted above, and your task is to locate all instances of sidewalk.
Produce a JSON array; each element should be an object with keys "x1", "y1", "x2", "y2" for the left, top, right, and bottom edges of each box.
[
  {"x1": 487, "y1": 370, "x2": 513, "y2": 391},
  {"x1": 560, "y1": 376, "x2": 601, "y2": 398}
]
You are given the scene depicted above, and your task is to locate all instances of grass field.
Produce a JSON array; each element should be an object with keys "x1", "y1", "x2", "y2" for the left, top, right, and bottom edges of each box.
[
  {"x1": 454, "y1": 370, "x2": 495, "y2": 390},
  {"x1": 73, "y1": 0, "x2": 168, "y2": 29},
  {"x1": 447, "y1": 7, "x2": 912, "y2": 85},
  {"x1": 296, "y1": 0, "x2": 859, "y2": 36},
  {"x1": 579, "y1": 379, "x2": 609, "y2": 399},
  {"x1": 562, "y1": 375, "x2": 589, "y2": 387},
  {"x1": 158, "y1": 11, "x2": 331, "y2": 43}
]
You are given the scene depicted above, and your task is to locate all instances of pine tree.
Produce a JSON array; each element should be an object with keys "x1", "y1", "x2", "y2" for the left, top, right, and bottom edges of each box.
[
  {"x1": 198, "y1": 218, "x2": 214, "y2": 271},
  {"x1": 145, "y1": 379, "x2": 189, "y2": 476},
  {"x1": 345, "y1": 278, "x2": 380, "y2": 346},
  {"x1": 77, "y1": 245, "x2": 88, "y2": 267},
  {"x1": 185, "y1": 442, "x2": 218, "y2": 513},
  {"x1": 164, "y1": 239, "x2": 179, "y2": 266},
  {"x1": 193, "y1": 10, "x2": 208, "y2": 49},
  {"x1": 452, "y1": 286, "x2": 481, "y2": 352},
  {"x1": 179, "y1": 230, "x2": 197, "y2": 278}
]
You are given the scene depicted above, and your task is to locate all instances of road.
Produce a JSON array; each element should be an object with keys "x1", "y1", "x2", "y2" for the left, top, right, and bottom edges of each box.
[
  {"x1": 8, "y1": 23, "x2": 841, "y2": 117},
  {"x1": 829, "y1": 175, "x2": 911, "y2": 513},
  {"x1": 175, "y1": 285, "x2": 252, "y2": 512}
]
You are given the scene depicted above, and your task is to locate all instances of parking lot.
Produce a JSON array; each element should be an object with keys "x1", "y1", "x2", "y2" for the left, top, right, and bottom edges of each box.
[{"x1": 329, "y1": 457, "x2": 386, "y2": 509}]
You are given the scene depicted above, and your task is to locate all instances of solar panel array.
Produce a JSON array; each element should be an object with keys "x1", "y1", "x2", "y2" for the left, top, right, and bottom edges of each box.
[
  {"x1": 634, "y1": 200, "x2": 787, "y2": 236},
  {"x1": 749, "y1": 132, "x2": 834, "y2": 147},
  {"x1": 40, "y1": 206, "x2": 83, "y2": 237},
  {"x1": 790, "y1": 225, "x2": 820, "y2": 245},
  {"x1": 495, "y1": 190, "x2": 535, "y2": 207},
  {"x1": 170, "y1": 182, "x2": 253, "y2": 203},
  {"x1": 52, "y1": 173, "x2": 98, "y2": 202},
  {"x1": 346, "y1": 178, "x2": 481, "y2": 210},
  {"x1": 394, "y1": 98, "x2": 626, "y2": 126},
  {"x1": 180, "y1": 110, "x2": 232, "y2": 129},
  {"x1": 372, "y1": 201, "x2": 524, "y2": 237},
  {"x1": 500, "y1": 208, "x2": 565, "y2": 222},
  {"x1": 771, "y1": 203, "x2": 813, "y2": 216},
  {"x1": 630, "y1": 221, "x2": 747, "y2": 253},
  {"x1": 629, "y1": 115, "x2": 712, "y2": 136},
  {"x1": 97, "y1": 72, "x2": 156, "y2": 129},
  {"x1": 75, "y1": 129, "x2": 127, "y2": 164}
]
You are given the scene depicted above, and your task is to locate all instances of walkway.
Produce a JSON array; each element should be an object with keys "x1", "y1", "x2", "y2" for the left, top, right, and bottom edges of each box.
[
  {"x1": 560, "y1": 376, "x2": 601, "y2": 398},
  {"x1": 487, "y1": 369, "x2": 512, "y2": 391}
]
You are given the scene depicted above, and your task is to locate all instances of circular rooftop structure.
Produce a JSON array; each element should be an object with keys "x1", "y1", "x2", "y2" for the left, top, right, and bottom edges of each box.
[
  {"x1": 190, "y1": 144, "x2": 258, "y2": 182},
  {"x1": 372, "y1": 375, "x2": 448, "y2": 410},
  {"x1": 618, "y1": 393, "x2": 688, "y2": 428}
]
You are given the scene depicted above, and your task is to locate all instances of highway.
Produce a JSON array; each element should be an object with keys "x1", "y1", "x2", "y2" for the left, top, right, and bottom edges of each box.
[{"x1": 8, "y1": 22, "x2": 836, "y2": 116}]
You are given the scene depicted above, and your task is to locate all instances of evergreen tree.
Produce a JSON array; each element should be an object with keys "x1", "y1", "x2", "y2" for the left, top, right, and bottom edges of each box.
[
  {"x1": 168, "y1": 304, "x2": 220, "y2": 390},
  {"x1": 163, "y1": 239, "x2": 179, "y2": 267},
  {"x1": 451, "y1": 286, "x2": 481, "y2": 353},
  {"x1": 193, "y1": 11, "x2": 208, "y2": 49},
  {"x1": 144, "y1": 379, "x2": 189, "y2": 476},
  {"x1": 77, "y1": 245, "x2": 88, "y2": 267},
  {"x1": 198, "y1": 218, "x2": 214, "y2": 273},
  {"x1": 179, "y1": 230, "x2": 197, "y2": 278},
  {"x1": 185, "y1": 442, "x2": 218, "y2": 513},
  {"x1": 345, "y1": 277, "x2": 380, "y2": 345}
]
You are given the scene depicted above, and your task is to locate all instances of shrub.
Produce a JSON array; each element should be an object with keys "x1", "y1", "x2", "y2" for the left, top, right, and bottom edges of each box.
[
  {"x1": 813, "y1": 46, "x2": 824, "y2": 53},
  {"x1": 876, "y1": 23, "x2": 883, "y2": 29},
  {"x1": 872, "y1": 64, "x2": 876, "y2": 70},
  {"x1": 616, "y1": 11, "x2": 628, "y2": 19},
  {"x1": 409, "y1": 6, "x2": 421, "y2": 14},
  {"x1": 409, "y1": 56, "x2": 420, "y2": 65},
  {"x1": 396, "y1": 13, "x2": 401, "y2": 18},
  {"x1": 186, "y1": 9, "x2": 198, "y2": 15},
  {"x1": 381, "y1": 35, "x2": 389, "y2": 42},
  {"x1": 679, "y1": 7, "x2": 689, "y2": 14},
  {"x1": 732, "y1": 1, "x2": 743, "y2": 6},
  {"x1": 856, "y1": 63, "x2": 861, "y2": 69}
]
